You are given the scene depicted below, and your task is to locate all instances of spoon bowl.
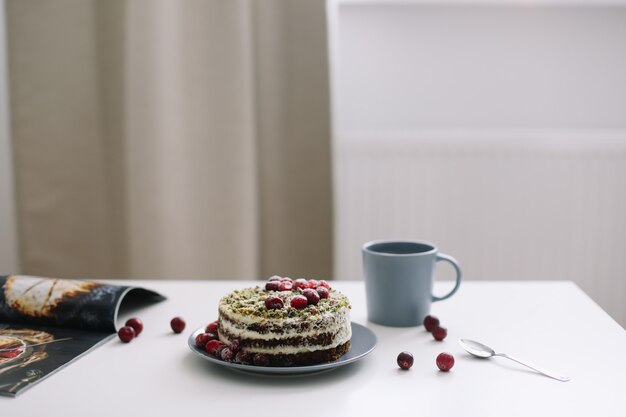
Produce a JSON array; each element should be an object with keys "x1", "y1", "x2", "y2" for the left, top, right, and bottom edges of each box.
[
  {"x1": 458, "y1": 339, "x2": 496, "y2": 358},
  {"x1": 458, "y1": 338, "x2": 570, "y2": 382}
]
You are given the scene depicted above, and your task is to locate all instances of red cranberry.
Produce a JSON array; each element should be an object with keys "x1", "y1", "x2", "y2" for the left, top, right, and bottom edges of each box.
[
  {"x1": 265, "y1": 296, "x2": 284, "y2": 309},
  {"x1": 268, "y1": 275, "x2": 282, "y2": 282},
  {"x1": 205, "y1": 321, "x2": 218, "y2": 334},
  {"x1": 432, "y1": 326, "x2": 447, "y2": 341},
  {"x1": 206, "y1": 340, "x2": 224, "y2": 355},
  {"x1": 302, "y1": 288, "x2": 320, "y2": 305},
  {"x1": 265, "y1": 281, "x2": 280, "y2": 291},
  {"x1": 170, "y1": 317, "x2": 186, "y2": 334},
  {"x1": 290, "y1": 295, "x2": 308, "y2": 309},
  {"x1": 280, "y1": 277, "x2": 293, "y2": 282},
  {"x1": 220, "y1": 347, "x2": 235, "y2": 362},
  {"x1": 235, "y1": 351, "x2": 253, "y2": 364},
  {"x1": 294, "y1": 278, "x2": 309, "y2": 289},
  {"x1": 204, "y1": 332, "x2": 217, "y2": 341},
  {"x1": 316, "y1": 286, "x2": 330, "y2": 299},
  {"x1": 125, "y1": 317, "x2": 143, "y2": 336},
  {"x1": 215, "y1": 345, "x2": 227, "y2": 358},
  {"x1": 397, "y1": 351, "x2": 414, "y2": 370},
  {"x1": 436, "y1": 352, "x2": 455, "y2": 371},
  {"x1": 307, "y1": 279, "x2": 319, "y2": 289},
  {"x1": 195, "y1": 333, "x2": 212, "y2": 349},
  {"x1": 423, "y1": 315, "x2": 440, "y2": 332},
  {"x1": 318, "y1": 280, "x2": 331, "y2": 289},
  {"x1": 253, "y1": 353, "x2": 270, "y2": 366},
  {"x1": 118, "y1": 326, "x2": 135, "y2": 343},
  {"x1": 230, "y1": 339, "x2": 241, "y2": 353},
  {"x1": 278, "y1": 281, "x2": 293, "y2": 291}
]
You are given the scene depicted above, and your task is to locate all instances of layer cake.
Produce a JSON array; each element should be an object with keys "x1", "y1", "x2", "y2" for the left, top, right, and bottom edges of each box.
[{"x1": 217, "y1": 279, "x2": 351, "y2": 366}]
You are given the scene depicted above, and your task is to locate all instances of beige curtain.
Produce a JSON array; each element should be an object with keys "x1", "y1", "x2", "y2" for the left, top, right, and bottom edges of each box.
[{"x1": 5, "y1": 0, "x2": 332, "y2": 280}]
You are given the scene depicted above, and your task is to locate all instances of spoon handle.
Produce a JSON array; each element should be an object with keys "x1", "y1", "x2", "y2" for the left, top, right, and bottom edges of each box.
[{"x1": 496, "y1": 353, "x2": 570, "y2": 382}]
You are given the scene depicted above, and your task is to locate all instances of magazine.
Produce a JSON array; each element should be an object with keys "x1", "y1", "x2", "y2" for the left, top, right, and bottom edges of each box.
[{"x1": 0, "y1": 275, "x2": 164, "y2": 397}]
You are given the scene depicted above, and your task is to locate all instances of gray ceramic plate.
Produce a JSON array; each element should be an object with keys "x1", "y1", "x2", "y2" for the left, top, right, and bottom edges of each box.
[{"x1": 188, "y1": 322, "x2": 377, "y2": 375}]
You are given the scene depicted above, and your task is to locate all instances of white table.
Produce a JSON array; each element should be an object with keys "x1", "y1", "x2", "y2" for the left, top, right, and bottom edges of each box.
[{"x1": 2, "y1": 280, "x2": 625, "y2": 416}]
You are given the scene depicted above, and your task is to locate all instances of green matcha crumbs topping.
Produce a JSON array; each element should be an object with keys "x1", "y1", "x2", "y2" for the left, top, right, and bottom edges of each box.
[{"x1": 220, "y1": 286, "x2": 351, "y2": 319}]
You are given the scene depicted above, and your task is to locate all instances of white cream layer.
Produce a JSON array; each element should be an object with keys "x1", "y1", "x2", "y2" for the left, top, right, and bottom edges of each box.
[
  {"x1": 219, "y1": 321, "x2": 352, "y2": 354},
  {"x1": 219, "y1": 308, "x2": 350, "y2": 340}
]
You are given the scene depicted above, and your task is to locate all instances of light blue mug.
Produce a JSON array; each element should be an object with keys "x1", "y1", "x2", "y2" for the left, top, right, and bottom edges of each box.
[{"x1": 362, "y1": 240, "x2": 462, "y2": 327}]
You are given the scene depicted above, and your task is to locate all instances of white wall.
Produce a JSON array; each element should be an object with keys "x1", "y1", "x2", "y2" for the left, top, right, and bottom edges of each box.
[
  {"x1": 328, "y1": 0, "x2": 626, "y2": 326},
  {"x1": 331, "y1": 2, "x2": 626, "y2": 133},
  {"x1": 0, "y1": 0, "x2": 19, "y2": 273}
]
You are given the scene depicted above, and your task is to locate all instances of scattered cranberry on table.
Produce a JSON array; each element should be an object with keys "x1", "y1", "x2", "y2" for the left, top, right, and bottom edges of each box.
[
  {"x1": 268, "y1": 275, "x2": 282, "y2": 282},
  {"x1": 436, "y1": 353, "x2": 455, "y2": 372},
  {"x1": 392, "y1": 316, "x2": 456, "y2": 373},
  {"x1": 125, "y1": 317, "x2": 143, "y2": 336},
  {"x1": 423, "y1": 315, "x2": 440, "y2": 332},
  {"x1": 397, "y1": 351, "x2": 414, "y2": 370},
  {"x1": 265, "y1": 296, "x2": 284, "y2": 310},
  {"x1": 170, "y1": 316, "x2": 186, "y2": 334},
  {"x1": 302, "y1": 289, "x2": 320, "y2": 306},
  {"x1": 118, "y1": 326, "x2": 136, "y2": 343},
  {"x1": 290, "y1": 295, "x2": 308, "y2": 309},
  {"x1": 432, "y1": 326, "x2": 448, "y2": 341}
]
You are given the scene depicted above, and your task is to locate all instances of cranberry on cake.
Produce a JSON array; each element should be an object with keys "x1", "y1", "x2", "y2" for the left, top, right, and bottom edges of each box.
[{"x1": 216, "y1": 277, "x2": 351, "y2": 366}]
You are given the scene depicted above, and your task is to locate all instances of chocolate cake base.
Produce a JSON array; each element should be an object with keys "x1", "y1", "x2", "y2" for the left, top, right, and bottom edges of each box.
[{"x1": 257, "y1": 340, "x2": 351, "y2": 367}]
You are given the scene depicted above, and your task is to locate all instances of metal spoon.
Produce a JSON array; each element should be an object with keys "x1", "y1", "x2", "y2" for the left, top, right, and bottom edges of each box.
[{"x1": 458, "y1": 339, "x2": 570, "y2": 382}]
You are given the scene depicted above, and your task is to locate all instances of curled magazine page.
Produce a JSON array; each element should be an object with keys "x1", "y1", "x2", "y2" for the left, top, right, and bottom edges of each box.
[{"x1": 0, "y1": 275, "x2": 165, "y2": 397}]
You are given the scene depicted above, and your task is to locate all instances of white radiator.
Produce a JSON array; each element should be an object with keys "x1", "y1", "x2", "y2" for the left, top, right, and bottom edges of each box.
[{"x1": 333, "y1": 130, "x2": 626, "y2": 327}]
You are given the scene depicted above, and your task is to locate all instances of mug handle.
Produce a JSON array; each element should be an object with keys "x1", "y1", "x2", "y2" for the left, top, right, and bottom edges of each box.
[{"x1": 431, "y1": 253, "x2": 462, "y2": 302}]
